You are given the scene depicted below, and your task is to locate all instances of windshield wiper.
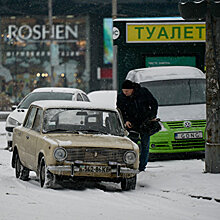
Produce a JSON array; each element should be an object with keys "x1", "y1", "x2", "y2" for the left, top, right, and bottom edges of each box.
[
  {"x1": 44, "y1": 129, "x2": 79, "y2": 134},
  {"x1": 79, "y1": 129, "x2": 108, "y2": 135}
]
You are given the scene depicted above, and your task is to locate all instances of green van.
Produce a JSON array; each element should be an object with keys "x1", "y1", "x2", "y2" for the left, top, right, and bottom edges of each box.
[{"x1": 126, "y1": 66, "x2": 206, "y2": 154}]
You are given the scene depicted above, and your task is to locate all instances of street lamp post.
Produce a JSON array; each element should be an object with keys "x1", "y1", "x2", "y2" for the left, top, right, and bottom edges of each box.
[
  {"x1": 48, "y1": 0, "x2": 55, "y2": 86},
  {"x1": 112, "y1": 0, "x2": 118, "y2": 90}
]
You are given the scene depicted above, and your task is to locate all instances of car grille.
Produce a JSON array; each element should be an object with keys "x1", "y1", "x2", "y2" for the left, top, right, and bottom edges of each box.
[
  {"x1": 171, "y1": 139, "x2": 205, "y2": 149},
  {"x1": 166, "y1": 120, "x2": 206, "y2": 129},
  {"x1": 66, "y1": 148, "x2": 127, "y2": 163}
]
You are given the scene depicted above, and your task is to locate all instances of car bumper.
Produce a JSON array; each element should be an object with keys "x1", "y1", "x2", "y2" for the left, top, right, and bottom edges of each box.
[
  {"x1": 48, "y1": 162, "x2": 139, "y2": 178},
  {"x1": 149, "y1": 129, "x2": 205, "y2": 154},
  {"x1": 6, "y1": 131, "x2": 13, "y2": 148}
]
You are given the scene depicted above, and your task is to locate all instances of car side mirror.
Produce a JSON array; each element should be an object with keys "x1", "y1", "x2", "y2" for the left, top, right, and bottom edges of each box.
[
  {"x1": 12, "y1": 105, "x2": 17, "y2": 110},
  {"x1": 6, "y1": 127, "x2": 14, "y2": 132}
]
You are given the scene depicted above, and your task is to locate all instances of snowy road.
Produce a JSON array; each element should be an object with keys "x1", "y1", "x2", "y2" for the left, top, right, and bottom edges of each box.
[{"x1": 0, "y1": 121, "x2": 220, "y2": 220}]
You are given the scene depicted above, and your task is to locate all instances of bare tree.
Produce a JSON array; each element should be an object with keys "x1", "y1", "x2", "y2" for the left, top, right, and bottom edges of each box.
[{"x1": 205, "y1": 11, "x2": 220, "y2": 173}]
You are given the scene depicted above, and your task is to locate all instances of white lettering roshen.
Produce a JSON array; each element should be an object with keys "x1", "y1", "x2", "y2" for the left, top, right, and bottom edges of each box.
[
  {"x1": 8, "y1": 24, "x2": 78, "y2": 42},
  {"x1": 56, "y1": 25, "x2": 65, "y2": 39},
  {"x1": 32, "y1": 25, "x2": 41, "y2": 40},
  {"x1": 42, "y1": 25, "x2": 51, "y2": 39},
  {"x1": 18, "y1": 25, "x2": 32, "y2": 40},
  {"x1": 65, "y1": 25, "x2": 78, "y2": 39},
  {"x1": 8, "y1": 25, "x2": 19, "y2": 41}
]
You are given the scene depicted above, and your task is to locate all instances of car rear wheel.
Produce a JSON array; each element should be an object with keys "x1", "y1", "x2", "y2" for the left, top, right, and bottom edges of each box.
[
  {"x1": 121, "y1": 175, "x2": 137, "y2": 191},
  {"x1": 14, "y1": 152, "x2": 29, "y2": 180},
  {"x1": 39, "y1": 156, "x2": 54, "y2": 188},
  {"x1": 15, "y1": 153, "x2": 21, "y2": 178}
]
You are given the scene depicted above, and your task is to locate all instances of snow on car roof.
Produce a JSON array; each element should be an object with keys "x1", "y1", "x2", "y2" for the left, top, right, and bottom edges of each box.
[
  {"x1": 32, "y1": 87, "x2": 86, "y2": 94},
  {"x1": 31, "y1": 100, "x2": 117, "y2": 112},
  {"x1": 126, "y1": 66, "x2": 205, "y2": 83},
  {"x1": 88, "y1": 90, "x2": 117, "y2": 108}
]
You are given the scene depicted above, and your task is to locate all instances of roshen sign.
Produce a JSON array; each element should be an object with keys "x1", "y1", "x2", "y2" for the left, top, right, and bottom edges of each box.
[{"x1": 8, "y1": 24, "x2": 78, "y2": 42}]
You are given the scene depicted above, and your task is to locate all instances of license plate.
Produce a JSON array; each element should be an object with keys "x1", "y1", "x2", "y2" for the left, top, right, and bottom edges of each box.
[
  {"x1": 174, "y1": 131, "x2": 203, "y2": 140},
  {"x1": 79, "y1": 165, "x2": 111, "y2": 173}
]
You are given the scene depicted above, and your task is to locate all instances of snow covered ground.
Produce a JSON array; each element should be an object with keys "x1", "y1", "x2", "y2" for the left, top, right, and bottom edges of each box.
[{"x1": 0, "y1": 121, "x2": 220, "y2": 220}]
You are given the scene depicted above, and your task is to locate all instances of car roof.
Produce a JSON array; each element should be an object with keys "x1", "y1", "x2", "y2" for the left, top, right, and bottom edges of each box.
[
  {"x1": 30, "y1": 100, "x2": 117, "y2": 112},
  {"x1": 88, "y1": 90, "x2": 117, "y2": 108},
  {"x1": 31, "y1": 87, "x2": 86, "y2": 94},
  {"x1": 126, "y1": 66, "x2": 205, "y2": 83}
]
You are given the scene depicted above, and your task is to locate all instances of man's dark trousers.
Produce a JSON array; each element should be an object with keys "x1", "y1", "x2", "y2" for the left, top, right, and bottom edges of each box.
[{"x1": 136, "y1": 132, "x2": 150, "y2": 171}]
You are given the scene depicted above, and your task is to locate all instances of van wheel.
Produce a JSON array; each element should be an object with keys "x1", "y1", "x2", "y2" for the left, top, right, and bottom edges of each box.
[
  {"x1": 39, "y1": 157, "x2": 54, "y2": 188},
  {"x1": 121, "y1": 175, "x2": 137, "y2": 191}
]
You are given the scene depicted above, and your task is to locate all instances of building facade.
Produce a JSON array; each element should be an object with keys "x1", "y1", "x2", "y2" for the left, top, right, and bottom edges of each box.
[{"x1": 0, "y1": 0, "x2": 180, "y2": 106}]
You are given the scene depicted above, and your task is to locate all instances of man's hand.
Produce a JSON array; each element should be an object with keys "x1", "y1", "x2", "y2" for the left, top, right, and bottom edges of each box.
[
  {"x1": 125, "y1": 121, "x2": 132, "y2": 129},
  {"x1": 151, "y1": 118, "x2": 160, "y2": 121}
]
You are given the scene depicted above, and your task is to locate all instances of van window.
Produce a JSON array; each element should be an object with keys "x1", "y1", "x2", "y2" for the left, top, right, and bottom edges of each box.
[{"x1": 141, "y1": 78, "x2": 206, "y2": 106}]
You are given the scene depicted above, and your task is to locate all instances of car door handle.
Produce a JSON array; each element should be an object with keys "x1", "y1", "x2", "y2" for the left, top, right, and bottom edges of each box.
[{"x1": 26, "y1": 136, "x2": 29, "y2": 139}]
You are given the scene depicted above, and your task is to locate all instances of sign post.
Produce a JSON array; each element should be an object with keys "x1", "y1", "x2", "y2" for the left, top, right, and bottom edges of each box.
[
  {"x1": 112, "y1": 0, "x2": 117, "y2": 90},
  {"x1": 48, "y1": 0, "x2": 55, "y2": 86}
]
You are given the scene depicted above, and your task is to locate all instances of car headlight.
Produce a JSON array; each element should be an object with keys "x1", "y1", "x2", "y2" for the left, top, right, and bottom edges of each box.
[
  {"x1": 123, "y1": 151, "x2": 137, "y2": 164},
  {"x1": 54, "y1": 147, "x2": 67, "y2": 161},
  {"x1": 8, "y1": 117, "x2": 21, "y2": 127}
]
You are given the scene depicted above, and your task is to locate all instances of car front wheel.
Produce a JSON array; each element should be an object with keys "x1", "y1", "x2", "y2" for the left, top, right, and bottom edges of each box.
[
  {"x1": 121, "y1": 175, "x2": 137, "y2": 191},
  {"x1": 39, "y1": 156, "x2": 54, "y2": 188}
]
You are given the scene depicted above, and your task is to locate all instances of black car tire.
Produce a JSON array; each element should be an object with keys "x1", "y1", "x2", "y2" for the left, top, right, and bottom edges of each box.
[
  {"x1": 15, "y1": 153, "x2": 21, "y2": 179},
  {"x1": 121, "y1": 175, "x2": 137, "y2": 191},
  {"x1": 14, "y1": 152, "x2": 29, "y2": 180},
  {"x1": 39, "y1": 156, "x2": 54, "y2": 188}
]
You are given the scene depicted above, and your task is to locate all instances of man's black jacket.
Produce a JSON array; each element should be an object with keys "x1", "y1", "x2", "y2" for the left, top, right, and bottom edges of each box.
[{"x1": 117, "y1": 83, "x2": 158, "y2": 132}]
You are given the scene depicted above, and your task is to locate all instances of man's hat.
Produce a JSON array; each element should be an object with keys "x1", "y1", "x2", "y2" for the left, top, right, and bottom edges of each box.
[{"x1": 122, "y1": 80, "x2": 134, "y2": 89}]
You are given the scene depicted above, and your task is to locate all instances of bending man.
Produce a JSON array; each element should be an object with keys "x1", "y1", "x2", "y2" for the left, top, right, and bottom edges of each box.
[{"x1": 117, "y1": 80, "x2": 158, "y2": 172}]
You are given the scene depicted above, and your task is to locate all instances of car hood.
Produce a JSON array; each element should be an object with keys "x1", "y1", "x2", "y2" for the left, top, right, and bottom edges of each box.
[
  {"x1": 7, "y1": 109, "x2": 28, "y2": 124},
  {"x1": 43, "y1": 134, "x2": 135, "y2": 150},
  {"x1": 158, "y1": 104, "x2": 206, "y2": 122}
]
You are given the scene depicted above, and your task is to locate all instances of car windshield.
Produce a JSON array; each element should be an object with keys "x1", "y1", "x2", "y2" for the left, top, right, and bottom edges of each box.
[
  {"x1": 43, "y1": 108, "x2": 124, "y2": 136},
  {"x1": 18, "y1": 92, "x2": 73, "y2": 109},
  {"x1": 141, "y1": 79, "x2": 206, "y2": 106}
]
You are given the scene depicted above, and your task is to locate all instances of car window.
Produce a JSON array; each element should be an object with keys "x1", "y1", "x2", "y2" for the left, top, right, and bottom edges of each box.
[
  {"x1": 76, "y1": 93, "x2": 83, "y2": 101},
  {"x1": 18, "y1": 92, "x2": 73, "y2": 109},
  {"x1": 72, "y1": 93, "x2": 76, "y2": 100},
  {"x1": 43, "y1": 108, "x2": 124, "y2": 136},
  {"x1": 141, "y1": 78, "x2": 206, "y2": 106},
  {"x1": 81, "y1": 93, "x2": 90, "y2": 102},
  {"x1": 23, "y1": 107, "x2": 37, "y2": 129},
  {"x1": 32, "y1": 108, "x2": 43, "y2": 132}
]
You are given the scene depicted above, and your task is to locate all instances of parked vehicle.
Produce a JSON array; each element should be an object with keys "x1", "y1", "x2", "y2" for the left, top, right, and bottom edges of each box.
[
  {"x1": 5, "y1": 87, "x2": 90, "y2": 149},
  {"x1": 88, "y1": 90, "x2": 117, "y2": 108},
  {"x1": 11, "y1": 100, "x2": 139, "y2": 190},
  {"x1": 126, "y1": 66, "x2": 206, "y2": 155}
]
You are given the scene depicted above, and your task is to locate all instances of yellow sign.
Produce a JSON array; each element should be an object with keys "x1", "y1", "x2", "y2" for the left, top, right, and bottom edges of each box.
[{"x1": 126, "y1": 22, "x2": 206, "y2": 43}]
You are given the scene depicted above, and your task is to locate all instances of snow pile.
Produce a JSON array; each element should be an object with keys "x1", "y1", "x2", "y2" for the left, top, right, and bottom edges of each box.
[{"x1": 0, "y1": 121, "x2": 220, "y2": 220}]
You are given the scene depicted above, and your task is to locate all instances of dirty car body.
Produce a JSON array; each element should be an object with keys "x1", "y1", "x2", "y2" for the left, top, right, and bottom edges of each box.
[{"x1": 12, "y1": 100, "x2": 139, "y2": 190}]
